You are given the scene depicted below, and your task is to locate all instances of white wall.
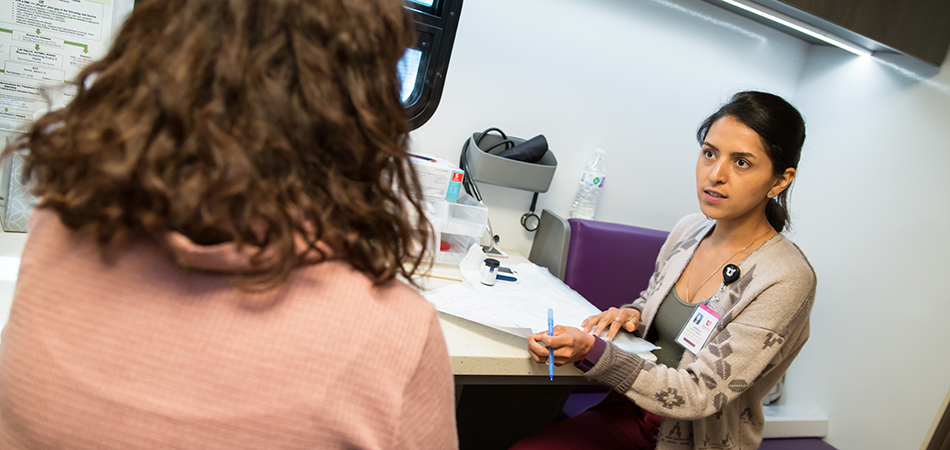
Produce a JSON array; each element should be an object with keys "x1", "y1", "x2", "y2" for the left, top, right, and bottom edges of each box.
[
  {"x1": 783, "y1": 46, "x2": 950, "y2": 450},
  {"x1": 410, "y1": 0, "x2": 809, "y2": 256}
]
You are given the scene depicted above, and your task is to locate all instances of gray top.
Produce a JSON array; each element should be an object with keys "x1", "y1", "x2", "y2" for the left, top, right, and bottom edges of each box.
[{"x1": 652, "y1": 288, "x2": 696, "y2": 368}]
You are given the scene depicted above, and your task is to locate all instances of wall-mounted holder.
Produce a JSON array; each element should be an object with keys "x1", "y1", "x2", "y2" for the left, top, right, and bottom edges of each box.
[{"x1": 462, "y1": 132, "x2": 557, "y2": 193}]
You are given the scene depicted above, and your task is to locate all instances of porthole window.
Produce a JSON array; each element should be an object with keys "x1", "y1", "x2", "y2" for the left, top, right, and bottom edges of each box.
[{"x1": 400, "y1": 0, "x2": 464, "y2": 129}]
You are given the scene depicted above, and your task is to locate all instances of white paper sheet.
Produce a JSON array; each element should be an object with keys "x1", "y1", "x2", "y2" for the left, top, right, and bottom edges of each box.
[
  {"x1": 452, "y1": 245, "x2": 658, "y2": 354},
  {"x1": 422, "y1": 283, "x2": 533, "y2": 337}
]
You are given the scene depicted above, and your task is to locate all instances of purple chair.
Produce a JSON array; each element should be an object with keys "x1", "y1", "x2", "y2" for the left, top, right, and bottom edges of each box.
[
  {"x1": 528, "y1": 213, "x2": 669, "y2": 418},
  {"x1": 563, "y1": 218, "x2": 669, "y2": 312}
]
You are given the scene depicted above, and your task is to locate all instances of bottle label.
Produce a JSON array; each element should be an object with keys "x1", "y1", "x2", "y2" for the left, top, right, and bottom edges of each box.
[{"x1": 579, "y1": 172, "x2": 605, "y2": 188}]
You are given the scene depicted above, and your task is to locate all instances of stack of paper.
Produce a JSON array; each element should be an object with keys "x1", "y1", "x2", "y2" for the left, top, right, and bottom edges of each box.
[{"x1": 422, "y1": 246, "x2": 657, "y2": 355}]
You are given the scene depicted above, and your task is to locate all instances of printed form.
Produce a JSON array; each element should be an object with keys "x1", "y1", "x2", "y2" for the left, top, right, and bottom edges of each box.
[{"x1": 0, "y1": 0, "x2": 133, "y2": 133}]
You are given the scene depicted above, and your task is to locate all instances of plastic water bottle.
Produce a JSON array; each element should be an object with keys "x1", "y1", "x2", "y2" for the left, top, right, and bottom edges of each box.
[{"x1": 569, "y1": 149, "x2": 607, "y2": 220}]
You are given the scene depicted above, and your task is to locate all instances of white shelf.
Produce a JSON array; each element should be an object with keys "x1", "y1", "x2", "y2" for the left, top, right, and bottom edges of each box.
[{"x1": 762, "y1": 404, "x2": 828, "y2": 438}]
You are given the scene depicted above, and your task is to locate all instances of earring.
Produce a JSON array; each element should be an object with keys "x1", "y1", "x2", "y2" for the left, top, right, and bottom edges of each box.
[{"x1": 767, "y1": 192, "x2": 775, "y2": 199}]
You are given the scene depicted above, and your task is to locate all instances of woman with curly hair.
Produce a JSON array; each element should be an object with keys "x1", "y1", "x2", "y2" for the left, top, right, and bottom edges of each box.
[{"x1": 0, "y1": 0, "x2": 457, "y2": 448}]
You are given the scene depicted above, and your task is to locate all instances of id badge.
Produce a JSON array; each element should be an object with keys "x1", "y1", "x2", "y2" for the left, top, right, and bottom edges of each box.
[{"x1": 675, "y1": 303, "x2": 721, "y2": 355}]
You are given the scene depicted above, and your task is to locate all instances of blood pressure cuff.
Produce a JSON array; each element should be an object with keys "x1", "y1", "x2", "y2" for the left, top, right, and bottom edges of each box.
[{"x1": 493, "y1": 135, "x2": 548, "y2": 163}]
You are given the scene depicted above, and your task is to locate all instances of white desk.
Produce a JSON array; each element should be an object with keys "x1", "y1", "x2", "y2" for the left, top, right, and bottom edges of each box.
[
  {"x1": 438, "y1": 312, "x2": 590, "y2": 385},
  {"x1": 413, "y1": 252, "x2": 654, "y2": 386},
  {"x1": 415, "y1": 252, "x2": 651, "y2": 449}
]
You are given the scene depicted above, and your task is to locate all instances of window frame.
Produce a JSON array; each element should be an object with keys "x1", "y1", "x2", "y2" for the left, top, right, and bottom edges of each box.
[{"x1": 403, "y1": 0, "x2": 463, "y2": 130}]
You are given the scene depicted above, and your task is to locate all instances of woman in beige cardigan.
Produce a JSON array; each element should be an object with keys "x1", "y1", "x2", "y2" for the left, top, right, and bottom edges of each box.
[
  {"x1": 0, "y1": 0, "x2": 457, "y2": 448},
  {"x1": 515, "y1": 91, "x2": 816, "y2": 450}
]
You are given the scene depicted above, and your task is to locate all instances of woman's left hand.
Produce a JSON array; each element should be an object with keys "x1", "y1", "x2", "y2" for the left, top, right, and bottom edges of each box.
[
  {"x1": 527, "y1": 325, "x2": 595, "y2": 366},
  {"x1": 581, "y1": 307, "x2": 640, "y2": 341}
]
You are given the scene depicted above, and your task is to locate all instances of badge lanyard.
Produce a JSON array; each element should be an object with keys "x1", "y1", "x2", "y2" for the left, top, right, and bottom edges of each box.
[{"x1": 675, "y1": 264, "x2": 741, "y2": 355}]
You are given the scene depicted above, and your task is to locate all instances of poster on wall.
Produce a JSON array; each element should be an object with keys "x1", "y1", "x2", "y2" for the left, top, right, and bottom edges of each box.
[
  {"x1": 0, "y1": 0, "x2": 133, "y2": 231},
  {"x1": 0, "y1": 0, "x2": 133, "y2": 133}
]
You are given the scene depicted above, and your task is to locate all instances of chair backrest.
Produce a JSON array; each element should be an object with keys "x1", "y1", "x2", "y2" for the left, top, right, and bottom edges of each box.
[
  {"x1": 527, "y1": 209, "x2": 571, "y2": 280},
  {"x1": 563, "y1": 219, "x2": 669, "y2": 311}
]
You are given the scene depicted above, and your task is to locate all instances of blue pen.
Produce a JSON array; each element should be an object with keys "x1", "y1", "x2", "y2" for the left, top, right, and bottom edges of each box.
[{"x1": 548, "y1": 308, "x2": 555, "y2": 380}]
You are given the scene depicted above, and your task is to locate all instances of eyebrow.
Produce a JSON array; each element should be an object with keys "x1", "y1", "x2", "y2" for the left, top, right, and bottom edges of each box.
[
  {"x1": 702, "y1": 142, "x2": 758, "y2": 160},
  {"x1": 731, "y1": 151, "x2": 758, "y2": 160}
]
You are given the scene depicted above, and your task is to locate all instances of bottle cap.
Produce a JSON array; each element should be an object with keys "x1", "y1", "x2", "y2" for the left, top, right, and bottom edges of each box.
[{"x1": 484, "y1": 258, "x2": 500, "y2": 268}]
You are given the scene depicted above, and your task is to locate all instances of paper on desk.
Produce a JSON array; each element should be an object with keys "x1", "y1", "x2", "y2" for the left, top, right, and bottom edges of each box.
[
  {"x1": 422, "y1": 284, "x2": 534, "y2": 337},
  {"x1": 458, "y1": 246, "x2": 658, "y2": 354}
]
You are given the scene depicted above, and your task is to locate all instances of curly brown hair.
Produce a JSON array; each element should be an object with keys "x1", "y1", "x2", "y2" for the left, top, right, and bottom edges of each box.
[{"x1": 9, "y1": 0, "x2": 431, "y2": 288}]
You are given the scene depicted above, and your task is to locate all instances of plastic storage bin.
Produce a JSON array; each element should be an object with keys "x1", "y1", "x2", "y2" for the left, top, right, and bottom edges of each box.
[
  {"x1": 443, "y1": 193, "x2": 489, "y2": 236},
  {"x1": 412, "y1": 196, "x2": 445, "y2": 263},
  {"x1": 421, "y1": 196, "x2": 448, "y2": 232},
  {"x1": 420, "y1": 193, "x2": 488, "y2": 265},
  {"x1": 436, "y1": 233, "x2": 480, "y2": 265}
]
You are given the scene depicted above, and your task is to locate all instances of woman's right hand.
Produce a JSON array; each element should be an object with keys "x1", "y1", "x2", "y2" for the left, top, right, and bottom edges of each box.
[{"x1": 581, "y1": 307, "x2": 641, "y2": 341}]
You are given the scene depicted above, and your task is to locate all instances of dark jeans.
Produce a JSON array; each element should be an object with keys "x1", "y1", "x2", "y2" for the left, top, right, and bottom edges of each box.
[{"x1": 509, "y1": 394, "x2": 662, "y2": 450}]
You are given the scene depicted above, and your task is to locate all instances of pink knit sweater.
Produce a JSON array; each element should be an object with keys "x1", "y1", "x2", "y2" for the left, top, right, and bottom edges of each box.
[{"x1": 0, "y1": 209, "x2": 458, "y2": 449}]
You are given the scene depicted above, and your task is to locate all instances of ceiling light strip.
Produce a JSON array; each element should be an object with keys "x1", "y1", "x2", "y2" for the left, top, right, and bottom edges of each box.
[{"x1": 720, "y1": 0, "x2": 872, "y2": 57}]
